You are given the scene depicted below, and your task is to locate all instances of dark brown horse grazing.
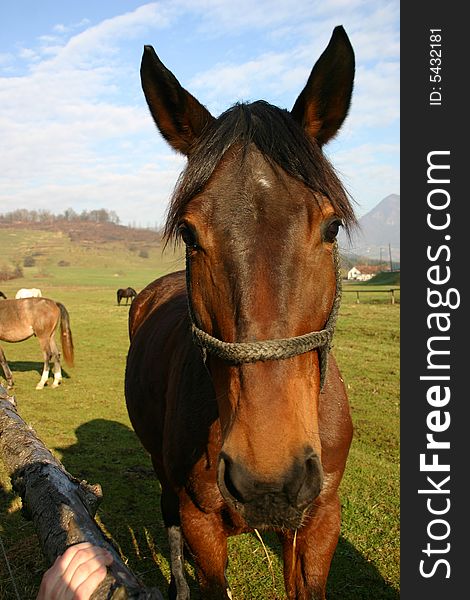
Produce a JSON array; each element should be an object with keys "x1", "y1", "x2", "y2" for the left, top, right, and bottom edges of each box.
[
  {"x1": 126, "y1": 26, "x2": 356, "y2": 600},
  {"x1": 0, "y1": 298, "x2": 74, "y2": 390},
  {"x1": 117, "y1": 287, "x2": 137, "y2": 305}
]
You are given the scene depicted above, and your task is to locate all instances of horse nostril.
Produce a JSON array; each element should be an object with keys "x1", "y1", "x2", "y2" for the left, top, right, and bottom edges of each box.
[
  {"x1": 218, "y1": 453, "x2": 250, "y2": 504},
  {"x1": 295, "y1": 452, "x2": 323, "y2": 507}
]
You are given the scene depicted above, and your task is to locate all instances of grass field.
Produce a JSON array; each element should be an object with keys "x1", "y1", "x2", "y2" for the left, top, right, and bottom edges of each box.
[{"x1": 0, "y1": 236, "x2": 399, "y2": 599}]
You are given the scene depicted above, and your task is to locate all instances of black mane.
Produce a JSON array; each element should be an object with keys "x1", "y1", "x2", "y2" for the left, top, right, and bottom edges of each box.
[{"x1": 164, "y1": 100, "x2": 356, "y2": 241}]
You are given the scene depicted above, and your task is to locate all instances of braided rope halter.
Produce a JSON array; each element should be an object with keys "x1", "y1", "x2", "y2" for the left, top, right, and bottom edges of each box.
[{"x1": 187, "y1": 242, "x2": 342, "y2": 390}]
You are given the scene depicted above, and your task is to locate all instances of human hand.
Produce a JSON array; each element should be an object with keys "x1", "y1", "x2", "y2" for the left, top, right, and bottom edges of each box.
[{"x1": 36, "y1": 542, "x2": 113, "y2": 600}]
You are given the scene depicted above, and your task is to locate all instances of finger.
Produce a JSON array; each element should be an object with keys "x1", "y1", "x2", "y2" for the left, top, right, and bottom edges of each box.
[
  {"x1": 61, "y1": 545, "x2": 113, "y2": 587},
  {"x1": 37, "y1": 544, "x2": 96, "y2": 600},
  {"x1": 55, "y1": 543, "x2": 97, "y2": 577},
  {"x1": 38, "y1": 544, "x2": 113, "y2": 600},
  {"x1": 60, "y1": 550, "x2": 112, "y2": 600},
  {"x1": 71, "y1": 563, "x2": 109, "y2": 600}
]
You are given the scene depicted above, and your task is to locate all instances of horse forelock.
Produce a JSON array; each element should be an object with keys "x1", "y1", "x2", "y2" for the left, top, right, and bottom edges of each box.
[{"x1": 164, "y1": 100, "x2": 356, "y2": 244}]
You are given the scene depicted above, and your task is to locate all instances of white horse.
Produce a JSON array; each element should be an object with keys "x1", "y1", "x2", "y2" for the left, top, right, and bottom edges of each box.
[{"x1": 15, "y1": 288, "x2": 42, "y2": 299}]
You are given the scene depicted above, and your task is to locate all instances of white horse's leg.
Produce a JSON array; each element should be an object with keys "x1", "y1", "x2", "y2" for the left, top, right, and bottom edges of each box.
[
  {"x1": 51, "y1": 359, "x2": 62, "y2": 387},
  {"x1": 36, "y1": 361, "x2": 50, "y2": 390},
  {"x1": 52, "y1": 366, "x2": 62, "y2": 387}
]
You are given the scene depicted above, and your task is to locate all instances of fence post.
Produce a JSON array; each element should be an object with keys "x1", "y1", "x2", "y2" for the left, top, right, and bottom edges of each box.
[
  {"x1": 356, "y1": 291, "x2": 360, "y2": 304},
  {"x1": 390, "y1": 289, "x2": 395, "y2": 305}
]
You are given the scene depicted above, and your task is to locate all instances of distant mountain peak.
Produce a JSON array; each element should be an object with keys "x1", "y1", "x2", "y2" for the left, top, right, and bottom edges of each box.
[{"x1": 340, "y1": 194, "x2": 400, "y2": 261}]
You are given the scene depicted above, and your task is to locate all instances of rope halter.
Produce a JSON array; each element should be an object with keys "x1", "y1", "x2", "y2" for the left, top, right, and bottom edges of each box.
[{"x1": 188, "y1": 242, "x2": 342, "y2": 390}]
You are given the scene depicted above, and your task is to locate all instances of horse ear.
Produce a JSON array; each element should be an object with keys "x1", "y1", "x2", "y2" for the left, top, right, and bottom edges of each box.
[
  {"x1": 291, "y1": 26, "x2": 355, "y2": 146},
  {"x1": 141, "y1": 46, "x2": 215, "y2": 155}
]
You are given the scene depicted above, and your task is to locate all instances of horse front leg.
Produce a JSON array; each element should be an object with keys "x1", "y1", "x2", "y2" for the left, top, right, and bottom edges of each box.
[
  {"x1": 0, "y1": 345, "x2": 14, "y2": 388},
  {"x1": 279, "y1": 494, "x2": 341, "y2": 600},
  {"x1": 179, "y1": 492, "x2": 232, "y2": 600},
  {"x1": 156, "y1": 467, "x2": 190, "y2": 600},
  {"x1": 36, "y1": 364, "x2": 50, "y2": 389},
  {"x1": 167, "y1": 524, "x2": 190, "y2": 600}
]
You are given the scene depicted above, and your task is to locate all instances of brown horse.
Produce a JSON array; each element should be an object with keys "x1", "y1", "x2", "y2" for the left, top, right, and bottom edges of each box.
[
  {"x1": 0, "y1": 298, "x2": 74, "y2": 390},
  {"x1": 126, "y1": 26, "x2": 356, "y2": 600},
  {"x1": 117, "y1": 287, "x2": 137, "y2": 306}
]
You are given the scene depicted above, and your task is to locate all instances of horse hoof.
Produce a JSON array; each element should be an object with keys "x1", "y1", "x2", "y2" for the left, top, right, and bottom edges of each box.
[
  {"x1": 35, "y1": 384, "x2": 44, "y2": 390},
  {"x1": 52, "y1": 381, "x2": 61, "y2": 388}
]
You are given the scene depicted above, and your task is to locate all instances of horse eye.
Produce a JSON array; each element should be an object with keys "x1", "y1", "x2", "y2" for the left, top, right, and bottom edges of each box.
[
  {"x1": 324, "y1": 219, "x2": 342, "y2": 243},
  {"x1": 178, "y1": 223, "x2": 199, "y2": 249}
]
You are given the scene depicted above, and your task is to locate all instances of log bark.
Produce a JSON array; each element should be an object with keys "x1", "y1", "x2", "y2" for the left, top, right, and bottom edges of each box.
[{"x1": 0, "y1": 385, "x2": 163, "y2": 599}]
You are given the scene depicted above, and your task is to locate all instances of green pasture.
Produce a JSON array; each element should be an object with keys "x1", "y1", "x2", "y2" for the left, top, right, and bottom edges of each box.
[{"x1": 0, "y1": 242, "x2": 399, "y2": 599}]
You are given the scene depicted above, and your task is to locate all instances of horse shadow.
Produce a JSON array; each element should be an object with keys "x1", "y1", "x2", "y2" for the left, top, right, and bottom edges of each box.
[
  {"x1": 6, "y1": 360, "x2": 71, "y2": 379},
  {"x1": 327, "y1": 535, "x2": 399, "y2": 599},
  {"x1": 0, "y1": 418, "x2": 170, "y2": 598},
  {"x1": 56, "y1": 418, "x2": 172, "y2": 594},
  {"x1": 259, "y1": 530, "x2": 399, "y2": 599},
  {"x1": 55, "y1": 419, "x2": 398, "y2": 599},
  {"x1": 1, "y1": 416, "x2": 399, "y2": 599}
]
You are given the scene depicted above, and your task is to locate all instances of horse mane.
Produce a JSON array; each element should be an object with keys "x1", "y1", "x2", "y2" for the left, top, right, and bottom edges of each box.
[{"x1": 164, "y1": 100, "x2": 356, "y2": 242}]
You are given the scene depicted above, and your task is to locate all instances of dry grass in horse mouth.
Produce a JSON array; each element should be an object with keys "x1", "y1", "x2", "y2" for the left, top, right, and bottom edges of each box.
[
  {"x1": 252, "y1": 527, "x2": 298, "y2": 599},
  {"x1": 254, "y1": 528, "x2": 277, "y2": 595},
  {"x1": 291, "y1": 529, "x2": 298, "y2": 581}
]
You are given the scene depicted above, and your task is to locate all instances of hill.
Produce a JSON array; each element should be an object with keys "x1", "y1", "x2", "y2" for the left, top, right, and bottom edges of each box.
[
  {"x1": 0, "y1": 218, "x2": 162, "y2": 245},
  {"x1": 362, "y1": 270, "x2": 400, "y2": 286},
  {"x1": 0, "y1": 219, "x2": 183, "y2": 286},
  {"x1": 1, "y1": 209, "x2": 400, "y2": 286},
  {"x1": 340, "y1": 194, "x2": 400, "y2": 262},
  {"x1": 359, "y1": 193, "x2": 399, "y2": 247}
]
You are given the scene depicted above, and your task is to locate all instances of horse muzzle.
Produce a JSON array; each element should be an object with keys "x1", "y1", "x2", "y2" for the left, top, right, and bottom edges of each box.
[{"x1": 217, "y1": 447, "x2": 323, "y2": 530}]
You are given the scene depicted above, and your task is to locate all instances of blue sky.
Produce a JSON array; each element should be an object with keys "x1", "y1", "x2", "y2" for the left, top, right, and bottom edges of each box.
[{"x1": 0, "y1": 1, "x2": 399, "y2": 229}]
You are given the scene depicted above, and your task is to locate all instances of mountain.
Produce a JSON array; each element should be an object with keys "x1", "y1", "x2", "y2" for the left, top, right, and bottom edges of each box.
[{"x1": 340, "y1": 193, "x2": 400, "y2": 262}]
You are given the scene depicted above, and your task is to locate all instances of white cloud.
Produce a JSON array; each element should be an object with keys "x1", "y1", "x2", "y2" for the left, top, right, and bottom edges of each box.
[
  {"x1": 0, "y1": 159, "x2": 185, "y2": 227},
  {"x1": 0, "y1": 1, "x2": 399, "y2": 226},
  {"x1": 173, "y1": 0, "x2": 314, "y2": 32},
  {"x1": 53, "y1": 18, "x2": 91, "y2": 34},
  {"x1": 189, "y1": 40, "x2": 398, "y2": 143},
  {"x1": 18, "y1": 47, "x2": 38, "y2": 60},
  {"x1": 189, "y1": 51, "x2": 302, "y2": 109},
  {"x1": 0, "y1": 52, "x2": 13, "y2": 65},
  {"x1": 0, "y1": 3, "x2": 179, "y2": 223},
  {"x1": 330, "y1": 142, "x2": 399, "y2": 215},
  {"x1": 348, "y1": 62, "x2": 400, "y2": 131}
]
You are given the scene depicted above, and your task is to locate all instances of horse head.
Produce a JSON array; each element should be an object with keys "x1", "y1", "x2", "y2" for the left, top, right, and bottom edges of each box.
[{"x1": 141, "y1": 27, "x2": 355, "y2": 530}]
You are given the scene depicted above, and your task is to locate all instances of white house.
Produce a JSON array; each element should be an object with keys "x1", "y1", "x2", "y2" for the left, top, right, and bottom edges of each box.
[
  {"x1": 347, "y1": 266, "x2": 361, "y2": 280},
  {"x1": 347, "y1": 266, "x2": 377, "y2": 281}
]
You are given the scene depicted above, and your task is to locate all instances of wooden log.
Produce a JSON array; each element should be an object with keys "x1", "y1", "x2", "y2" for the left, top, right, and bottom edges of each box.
[{"x1": 0, "y1": 385, "x2": 163, "y2": 599}]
